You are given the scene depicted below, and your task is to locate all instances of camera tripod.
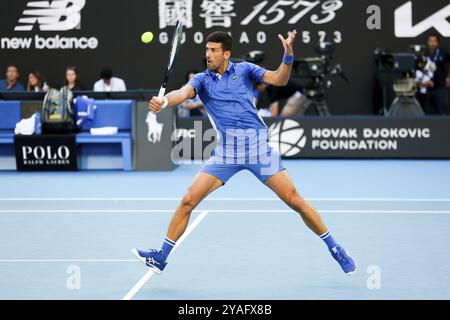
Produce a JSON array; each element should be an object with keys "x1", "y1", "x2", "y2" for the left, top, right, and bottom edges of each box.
[
  {"x1": 387, "y1": 78, "x2": 425, "y2": 116},
  {"x1": 302, "y1": 88, "x2": 332, "y2": 116}
]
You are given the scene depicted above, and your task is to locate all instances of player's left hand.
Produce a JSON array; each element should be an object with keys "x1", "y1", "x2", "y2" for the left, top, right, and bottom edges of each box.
[{"x1": 278, "y1": 30, "x2": 297, "y2": 56}]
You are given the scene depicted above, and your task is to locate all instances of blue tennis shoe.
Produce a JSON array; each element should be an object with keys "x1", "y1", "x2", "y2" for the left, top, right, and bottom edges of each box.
[
  {"x1": 131, "y1": 248, "x2": 167, "y2": 274},
  {"x1": 330, "y1": 245, "x2": 357, "y2": 275}
]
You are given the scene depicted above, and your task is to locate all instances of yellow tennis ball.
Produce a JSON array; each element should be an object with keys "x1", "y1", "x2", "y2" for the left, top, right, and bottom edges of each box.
[{"x1": 141, "y1": 31, "x2": 154, "y2": 44}]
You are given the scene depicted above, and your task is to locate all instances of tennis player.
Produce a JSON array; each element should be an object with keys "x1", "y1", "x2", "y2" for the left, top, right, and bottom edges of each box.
[{"x1": 132, "y1": 30, "x2": 356, "y2": 275}]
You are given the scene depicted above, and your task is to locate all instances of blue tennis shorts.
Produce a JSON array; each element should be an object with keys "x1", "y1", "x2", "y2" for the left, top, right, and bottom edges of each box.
[{"x1": 200, "y1": 150, "x2": 285, "y2": 185}]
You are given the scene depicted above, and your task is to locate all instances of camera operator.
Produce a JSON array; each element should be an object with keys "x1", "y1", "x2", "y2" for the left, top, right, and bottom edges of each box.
[{"x1": 419, "y1": 33, "x2": 450, "y2": 115}]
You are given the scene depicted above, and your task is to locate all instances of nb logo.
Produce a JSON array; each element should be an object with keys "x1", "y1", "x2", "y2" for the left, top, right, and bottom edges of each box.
[
  {"x1": 15, "y1": 0, "x2": 86, "y2": 31},
  {"x1": 395, "y1": 1, "x2": 450, "y2": 37}
]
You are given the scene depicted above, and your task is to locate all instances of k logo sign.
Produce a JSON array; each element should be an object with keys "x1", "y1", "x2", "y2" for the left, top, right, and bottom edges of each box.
[
  {"x1": 15, "y1": 0, "x2": 86, "y2": 31},
  {"x1": 395, "y1": 1, "x2": 450, "y2": 37},
  {"x1": 269, "y1": 120, "x2": 307, "y2": 157}
]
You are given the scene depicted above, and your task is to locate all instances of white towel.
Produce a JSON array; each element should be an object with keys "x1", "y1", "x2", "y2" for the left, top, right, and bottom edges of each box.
[
  {"x1": 15, "y1": 114, "x2": 36, "y2": 135},
  {"x1": 90, "y1": 127, "x2": 118, "y2": 135}
]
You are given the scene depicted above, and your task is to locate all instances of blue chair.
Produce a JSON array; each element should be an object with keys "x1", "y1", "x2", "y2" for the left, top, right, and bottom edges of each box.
[
  {"x1": 0, "y1": 101, "x2": 21, "y2": 144},
  {"x1": 76, "y1": 100, "x2": 133, "y2": 171}
]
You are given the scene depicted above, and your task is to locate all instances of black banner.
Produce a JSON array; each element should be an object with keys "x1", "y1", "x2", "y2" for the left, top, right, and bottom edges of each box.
[
  {"x1": 176, "y1": 116, "x2": 450, "y2": 159},
  {"x1": 1, "y1": 0, "x2": 449, "y2": 115},
  {"x1": 0, "y1": 300, "x2": 440, "y2": 319},
  {"x1": 134, "y1": 101, "x2": 177, "y2": 171},
  {"x1": 14, "y1": 134, "x2": 78, "y2": 171}
]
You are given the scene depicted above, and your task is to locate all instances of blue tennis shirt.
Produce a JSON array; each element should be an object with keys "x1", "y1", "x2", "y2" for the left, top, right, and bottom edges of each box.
[{"x1": 188, "y1": 61, "x2": 271, "y2": 159}]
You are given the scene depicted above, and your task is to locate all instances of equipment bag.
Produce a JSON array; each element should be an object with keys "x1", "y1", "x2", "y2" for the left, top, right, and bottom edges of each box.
[{"x1": 41, "y1": 87, "x2": 76, "y2": 133}]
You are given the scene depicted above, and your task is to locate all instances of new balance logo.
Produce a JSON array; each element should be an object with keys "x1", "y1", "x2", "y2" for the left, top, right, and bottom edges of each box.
[
  {"x1": 15, "y1": 0, "x2": 86, "y2": 31},
  {"x1": 395, "y1": 1, "x2": 450, "y2": 37}
]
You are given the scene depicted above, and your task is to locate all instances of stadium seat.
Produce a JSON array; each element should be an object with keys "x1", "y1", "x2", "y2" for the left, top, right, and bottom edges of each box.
[
  {"x1": 76, "y1": 100, "x2": 134, "y2": 171},
  {"x1": 0, "y1": 101, "x2": 21, "y2": 144}
]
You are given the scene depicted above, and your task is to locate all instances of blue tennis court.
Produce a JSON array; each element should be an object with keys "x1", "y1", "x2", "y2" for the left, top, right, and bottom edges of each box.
[{"x1": 1, "y1": 159, "x2": 449, "y2": 300}]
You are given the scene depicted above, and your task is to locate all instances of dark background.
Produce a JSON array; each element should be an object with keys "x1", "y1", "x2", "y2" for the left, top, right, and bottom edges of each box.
[{"x1": 0, "y1": 0, "x2": 449, "y2": 115}]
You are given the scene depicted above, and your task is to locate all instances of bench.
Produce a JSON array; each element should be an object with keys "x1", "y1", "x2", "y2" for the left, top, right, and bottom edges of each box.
[
  {"x1": 76, "y1": 100, "x2": 134, "y2": 171},
  {"x1": 0, "y1": 100, "x2": 134, "y2": 171}
]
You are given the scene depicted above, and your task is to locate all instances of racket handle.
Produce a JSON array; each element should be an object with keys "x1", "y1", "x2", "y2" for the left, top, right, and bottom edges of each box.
[
  {"x1": 158, "y1": 87, "x2": 166, "y2": 100},
  {"x1": 157, "y1": 87, "x2": 168, "y2": 110}
]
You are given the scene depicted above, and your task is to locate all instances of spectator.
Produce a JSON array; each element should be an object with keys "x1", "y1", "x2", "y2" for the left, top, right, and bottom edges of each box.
[
  {"x1": 179, "y1": 71, "x2": 204, "y2": 117},
  {"x1": 418, "y1": 33, "x2": 450, "y2": 115},
  {"x1": 0, "y1": 64, "x2": 25, "y2": 92},
  {"x1": 27, "y1": 71, "x2": 49, "y2": 92},
  {"x1": 63, "y1": 66, "x2": 84, "y2": 91},
  {"x1": 93, "y1": 69, "x2": 126, "y2": 92}
]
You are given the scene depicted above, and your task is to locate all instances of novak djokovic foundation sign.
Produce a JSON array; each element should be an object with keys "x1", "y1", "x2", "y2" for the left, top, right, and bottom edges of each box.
[{"x1": 175, "y1": 116, "x2": 450, "y2": 159}]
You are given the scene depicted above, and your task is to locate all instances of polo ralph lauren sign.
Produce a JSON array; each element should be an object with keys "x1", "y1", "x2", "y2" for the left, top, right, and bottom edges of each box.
[{"x1": 14, "y1": 134, "x2": 78, "y2": 171}]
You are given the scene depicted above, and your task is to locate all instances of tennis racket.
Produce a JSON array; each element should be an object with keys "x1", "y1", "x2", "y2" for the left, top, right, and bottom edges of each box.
[{"x1": 158, "y1": 20, "x2": 184, "y2": 102}]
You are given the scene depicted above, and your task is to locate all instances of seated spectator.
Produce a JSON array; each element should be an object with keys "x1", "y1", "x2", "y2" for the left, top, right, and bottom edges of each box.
[
  {"x1": 178, "y1": 71, "x2": 204, "y2": 117},
  {"x1": 27, "y1": 71, "x2": 49, "y2": 92},
  {"x1": 93, "y1": 69, "x2": 126, "y2": 92},
  {"x1": 0, "y1": 64, "x2": 25, "y2": 92},
  {"x1": 63, "y1": 66, "x2": 84, "y2": 91}
]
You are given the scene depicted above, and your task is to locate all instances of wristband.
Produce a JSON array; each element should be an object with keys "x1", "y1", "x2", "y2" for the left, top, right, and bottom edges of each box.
[
  {"x1": 162, "y1": 97, "x2": 169, "y2": 109},
  {"x1": 283, "y1": 53, "x2": 294, "y2": 65}
]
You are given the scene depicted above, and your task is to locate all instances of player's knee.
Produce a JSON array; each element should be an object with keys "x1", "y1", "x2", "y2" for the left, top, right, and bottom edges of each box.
[
  {"x1": 180, "y1": 192, "x2": 198, "y2": 210},
  {"x1": 285, "y1": 190, "x2": 304, "y2": 210},
  {"x1": 296, "y1": 196, "x2": 309, "y2": 212}
]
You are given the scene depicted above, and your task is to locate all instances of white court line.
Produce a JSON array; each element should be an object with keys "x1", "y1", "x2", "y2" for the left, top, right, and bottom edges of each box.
[
  {"x1": 0, "y1": 259, "x2": 136, "y2": 262},
  {"x1": 1, "y1": 209, "x2": 450, "y2": 214},
  {"x1": 1, "y1": 197, "x2": 450, "y2": 202},
  {"x1": 122, "y1": 210, "x2": 209, "y2": 301}
]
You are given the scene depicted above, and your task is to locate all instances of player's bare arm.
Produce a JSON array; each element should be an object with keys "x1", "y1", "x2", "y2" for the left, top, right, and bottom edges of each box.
[
  {"x1": 263, "y1": 30, "x2": 297, "y2": 86},
  {"x1": 149, "y1": 84, "x2": 195, "y2": 113}
]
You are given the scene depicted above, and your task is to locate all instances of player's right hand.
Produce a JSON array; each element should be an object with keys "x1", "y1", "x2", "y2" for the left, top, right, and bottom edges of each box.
[
  {"x1": 149, "y1": 96, "x2": 164, "y2": 113},
  {"x1": 278, "y1": 29, "x2": 297, "y2": 56}
]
